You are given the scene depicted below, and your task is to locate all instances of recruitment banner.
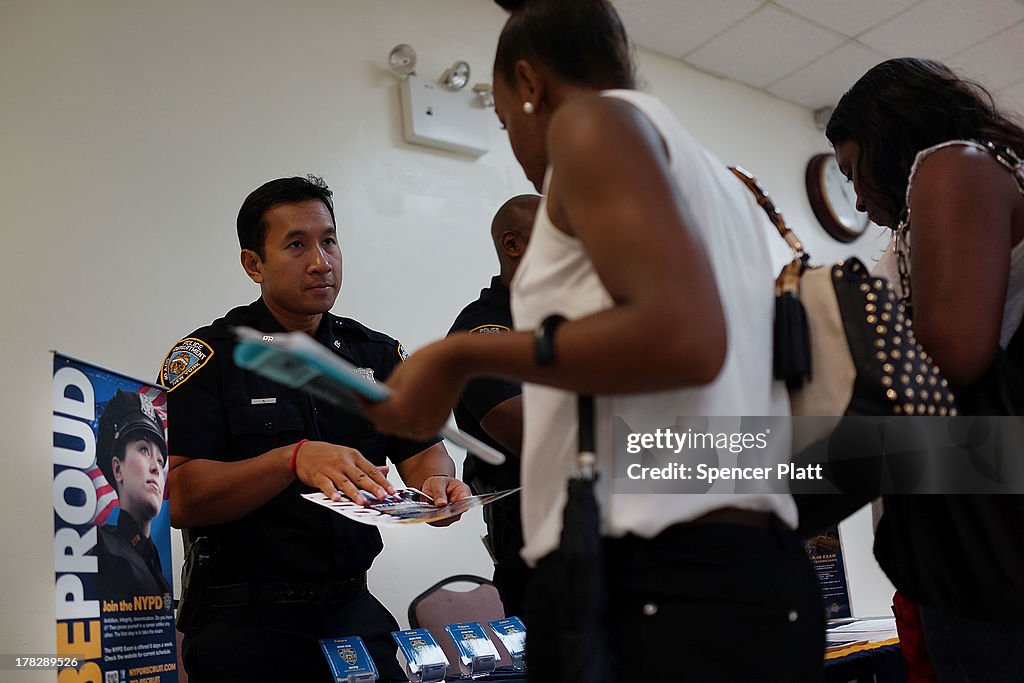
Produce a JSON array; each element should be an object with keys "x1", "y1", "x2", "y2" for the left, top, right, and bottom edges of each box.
[{"x1": 53, "y1": 353, "x2": 177, "y2": 683}]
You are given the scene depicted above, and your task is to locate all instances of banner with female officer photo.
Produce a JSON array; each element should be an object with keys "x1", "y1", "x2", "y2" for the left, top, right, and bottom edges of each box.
[{"x1": 53, "y1": 353, "x2": 177, "y2": 682}]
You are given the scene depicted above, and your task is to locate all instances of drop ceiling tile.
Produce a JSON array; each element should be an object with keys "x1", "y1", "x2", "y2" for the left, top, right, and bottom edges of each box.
[
  {"x1": 768, "y1": 41, "x2": 889, "y2": 110},
  {"x1": 859, "y1": 0, "x2": 1024, "y2": 60},
  {"x1": 774, "y1": 0, "x2": 920, "y2": 38},
  {"x1": 946, "y1": 21, "x2": 1024, "y2": 90},
  {"x1": 685, "y1": 4, "x2": 845, "y2": 88},
  {"x1": 614, "y1": 0, "x2": 763, "y2": 59}
]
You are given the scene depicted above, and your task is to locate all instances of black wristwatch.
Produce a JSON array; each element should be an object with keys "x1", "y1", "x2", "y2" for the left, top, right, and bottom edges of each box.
[{"x1": 534, "y1": 314, "x2": 567, "y2": 366}]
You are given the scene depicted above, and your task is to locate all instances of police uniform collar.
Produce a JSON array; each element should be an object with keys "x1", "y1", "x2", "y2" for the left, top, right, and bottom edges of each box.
[
  {"x1": 320, "y1": 314, "x2": 359, "y2": 363},
  {"x1": 485, "y1": 276, "x2": 510, "y2": 302},
  {"x1": 247, "y1": 299, "x2": 359, "y2": 362},
  {"x1": 248, "y1": 298, "x2": 289, "y2": 335},
  {"x1": 114, "y1": 509, "x2": 150, "y2": 549}
]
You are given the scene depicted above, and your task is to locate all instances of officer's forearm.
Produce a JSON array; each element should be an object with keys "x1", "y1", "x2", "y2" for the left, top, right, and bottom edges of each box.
[
  {"x1": 168, "y1": 449, "x2": 295, "y2": 527},
  {"x1": 479, "y1": 395, "x2": 523, "y2": 456},
  {"x1": 394, "y1": 443, "x2": 456, "y2": 491}
]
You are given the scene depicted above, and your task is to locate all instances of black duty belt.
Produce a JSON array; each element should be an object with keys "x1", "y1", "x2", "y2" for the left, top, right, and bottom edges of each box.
[{"x1": 207, "y1": 574, "x2": 367, "y2": 607}]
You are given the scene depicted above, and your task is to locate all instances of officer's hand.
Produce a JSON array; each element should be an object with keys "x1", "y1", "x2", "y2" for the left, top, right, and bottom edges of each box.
[
  {"x1": 360, "y1": 339, "x2": 467, "y2": 441},
  {"x1": 421, "y1": 474, "x2": 473, "y2": 527},
  {"x1": 293, "y1": 441, "x2": 396, "y2": 505}
]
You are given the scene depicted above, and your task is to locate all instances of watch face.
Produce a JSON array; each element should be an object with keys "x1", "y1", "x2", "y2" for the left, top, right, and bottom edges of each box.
[
  {"x1": 806, "y1": 154, "x2": 869, "y2": 242},
  {"x1": 822, "y1": 157, "x2": 864, "y2": 229}
]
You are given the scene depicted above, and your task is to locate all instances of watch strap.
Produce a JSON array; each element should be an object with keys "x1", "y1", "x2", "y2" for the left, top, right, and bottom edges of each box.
[{"x1": 534, "y1": 314, "x2": 567, "y2": 366}]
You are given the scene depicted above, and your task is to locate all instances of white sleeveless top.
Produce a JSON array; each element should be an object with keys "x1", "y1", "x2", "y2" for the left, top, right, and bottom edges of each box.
[
  {"x1": 875, "y1": 140, "x2": 1024, "y2": 347},
  {"x1": 510, "y1": 90, "x2": 796, "y2": 566}
]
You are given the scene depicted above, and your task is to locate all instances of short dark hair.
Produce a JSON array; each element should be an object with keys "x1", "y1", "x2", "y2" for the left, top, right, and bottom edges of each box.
[
  {"x1": 826, "y1": 58, "x2": 1024, "y2": 219},
  {"x1": 236, "y1": 175, "x2": 336, "y2": 258},
  {"x1": 494, "y1": 0, "x2": 635, "y2": 91}
]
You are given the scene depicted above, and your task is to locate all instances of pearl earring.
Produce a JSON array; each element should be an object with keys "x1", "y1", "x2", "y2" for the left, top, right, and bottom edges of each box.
[{"x1": 522, "y1": 101, "x2": 534, "y2": 114}]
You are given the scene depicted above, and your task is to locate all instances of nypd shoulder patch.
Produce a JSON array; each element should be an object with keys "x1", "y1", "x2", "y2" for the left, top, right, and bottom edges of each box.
[
  {"x1": 161, "y1": 337, "x2": 214, "y2": 391},
  {"x1": 469, "y1": 323, "x2": 511, "y2": 335}
]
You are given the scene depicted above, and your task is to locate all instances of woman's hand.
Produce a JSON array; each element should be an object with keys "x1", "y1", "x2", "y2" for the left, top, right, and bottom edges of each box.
[{"x1": 361, "y1": 337, "x2": 469, "y2": 440}]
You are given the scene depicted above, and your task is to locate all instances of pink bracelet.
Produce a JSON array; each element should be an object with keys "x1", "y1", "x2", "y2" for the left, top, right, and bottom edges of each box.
[{"x1": 289, "y1": 439, "x2": 309, "y2": 476}]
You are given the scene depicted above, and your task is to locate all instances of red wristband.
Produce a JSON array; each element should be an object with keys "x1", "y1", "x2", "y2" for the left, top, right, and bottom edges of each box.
[{"x1": 290, "y1": 439, "x2": 309, "y2": 476}]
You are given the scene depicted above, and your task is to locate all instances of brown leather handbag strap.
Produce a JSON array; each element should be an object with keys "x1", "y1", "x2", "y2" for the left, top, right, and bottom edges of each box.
[{"x1": 729, "y1": 165, "x2": 809, "y2": 262}]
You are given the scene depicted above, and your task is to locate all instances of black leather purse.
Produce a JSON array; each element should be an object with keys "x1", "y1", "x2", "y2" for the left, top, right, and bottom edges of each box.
[
  {"x1": 730, "y1": 167, "x2": 958, "y2": 425},
  {"x1": 730, "y1": 167, "x2": 960, "y2": 537}
]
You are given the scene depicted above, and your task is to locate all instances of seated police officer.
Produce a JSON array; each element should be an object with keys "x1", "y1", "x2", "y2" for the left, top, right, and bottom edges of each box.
[
  {"x1": 448, "y1": 194, "x2": 538, "y2": 619},
  {"x1": 162, "y1": 175, "x2": 471, "y2": 683},
  {"x1": 94, "y1": 389, "x2": 172, "y2": 602}
]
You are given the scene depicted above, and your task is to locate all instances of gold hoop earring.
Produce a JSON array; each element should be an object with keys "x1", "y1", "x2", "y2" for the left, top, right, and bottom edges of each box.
[{"x1": 522, "y1": 101, "x2": 534, "y2": 114}]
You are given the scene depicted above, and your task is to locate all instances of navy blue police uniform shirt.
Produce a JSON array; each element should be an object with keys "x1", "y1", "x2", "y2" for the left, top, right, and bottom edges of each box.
[
  {"x1": 447, "y1": 276, "x2": 521, "y2": 491},
  {"x1": 161, "y1": 298, "x2": 439, "y2": 586},
  {"x1": 95, "y1": 510, "x2": 172, "y2": 601}
]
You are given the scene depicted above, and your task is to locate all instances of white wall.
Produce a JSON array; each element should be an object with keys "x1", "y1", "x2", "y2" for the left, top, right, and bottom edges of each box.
[{"x1": 0, "y1": 0, "x2": 893, "y2": 668}]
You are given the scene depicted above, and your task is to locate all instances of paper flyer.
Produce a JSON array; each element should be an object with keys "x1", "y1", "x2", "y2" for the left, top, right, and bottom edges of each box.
[
  {"x1": 443, "y1": 622, "x2": 498, "y2": 676},
  {"x1": 319, "y1": 636, "x2": 378, "y2": 682},
  {"x1": 52, "y1": 353, "x2": 177, "y2": 682},
  {"x1": 804, "y1": 524, "x2": 852, "y2": 619},
  {"x1": 302, "y1": 487, "x2": 520, "y2": 526},
  {"x1": 391, "y1": 628, "x2": 448, "y2": 682},
  {"x1": 487, "y1": 617, "x2": 527, "y2": 669}
]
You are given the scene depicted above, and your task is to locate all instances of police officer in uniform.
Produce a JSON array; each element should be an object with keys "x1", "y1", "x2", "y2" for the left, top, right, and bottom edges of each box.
[
  {"x1": 94, "y1": 389, "x2": 172, "y2": 601},
  {"x1": 448, "y1": 194, "x2": 538, "y2": 619},
  {"x1": 163, "y1": 175, "x2": 471, "y2": 683}
]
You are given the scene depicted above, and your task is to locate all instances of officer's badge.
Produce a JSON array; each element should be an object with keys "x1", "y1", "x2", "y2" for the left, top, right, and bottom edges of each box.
[
  {"x1": 355, "y1": 367, "x2": 376, "y2": 383},
  {"x1": 161, "y1": 338, "x2": 214, "y2": 391},
  {"x1": 138, "y1": 393, "x2": 156, "y2": 420},
  {"x1": 469, "y1": 323, "x2": 511, "y2": 335},
  {"x1": 397, "y1": 343, "x2": 409, "y2": 362},
  {"x1": 338, "y1": 646, "x2": 358, "y2": 666}
]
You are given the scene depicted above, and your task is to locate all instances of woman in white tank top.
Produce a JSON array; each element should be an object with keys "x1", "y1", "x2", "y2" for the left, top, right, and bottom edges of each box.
[
  {"x1": 365, "y1": 1, "x2": 825, "y2": 680},
  {"x1": 827, "y1": 57, "x2": 1024, "y2": 682}
]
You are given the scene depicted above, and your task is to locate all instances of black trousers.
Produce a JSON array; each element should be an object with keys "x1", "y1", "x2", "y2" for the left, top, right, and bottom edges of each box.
[
  {"x1": 525, "y1": 519, "x2": 826, "y2": 682},
  {"x1": 182, "y1": 587, "x2": 405, "y2": 682}
]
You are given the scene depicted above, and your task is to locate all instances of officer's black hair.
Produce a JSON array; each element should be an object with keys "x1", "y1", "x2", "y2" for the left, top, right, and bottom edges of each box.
[
  {"x1": 236, "y1": 175, "x2": 336, "y2": 259},
  {"x1": 493, "y1": 0, "x2": 635, "y2": 91}
]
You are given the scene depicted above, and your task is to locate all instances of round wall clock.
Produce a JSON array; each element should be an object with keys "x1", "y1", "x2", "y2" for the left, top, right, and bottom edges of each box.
[{"x1": 805, "y1": 153, "x2": 869, "y2": 242}]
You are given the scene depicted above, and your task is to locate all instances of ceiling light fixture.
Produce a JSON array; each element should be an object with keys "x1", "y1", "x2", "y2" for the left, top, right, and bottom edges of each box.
[
  {"x1": 472, "y1": 83, "x2": 495, "y2": 108},
  {"x1": 388, "y1": 44, "x2": 417, "y2": 77},
  {"x1": 440, "y1": 60, "x2": 471, "y2": 90}
]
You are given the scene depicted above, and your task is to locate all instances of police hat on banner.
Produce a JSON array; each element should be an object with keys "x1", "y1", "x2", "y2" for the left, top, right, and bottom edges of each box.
[{"x1": 96, "y1": 390, "x2": 167, "y2": 485}]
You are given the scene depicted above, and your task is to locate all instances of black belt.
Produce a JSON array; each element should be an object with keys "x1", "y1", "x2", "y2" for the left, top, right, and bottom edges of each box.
[{"x1": 207, "y1": 574, "x2": 367, "y2": 607}]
